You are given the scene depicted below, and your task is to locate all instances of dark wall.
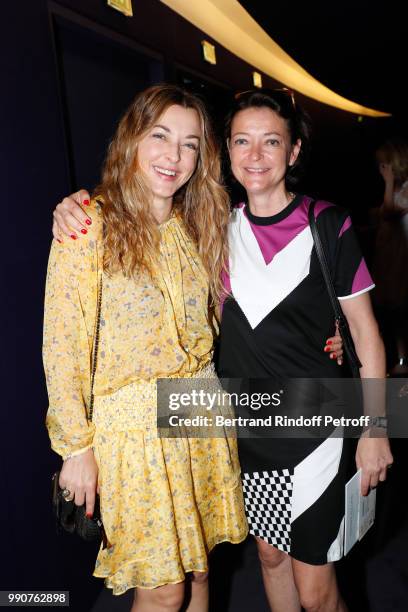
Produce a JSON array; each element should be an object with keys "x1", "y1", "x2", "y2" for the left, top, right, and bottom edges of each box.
[
  {"x1": 1, "y1": 1, "x2": 400, "y2": 609},
  {"x1": 1, "y1": 2, "x2": 98, "y2": 610}
]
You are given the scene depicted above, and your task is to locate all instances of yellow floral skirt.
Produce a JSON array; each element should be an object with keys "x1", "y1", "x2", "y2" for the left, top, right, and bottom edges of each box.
[{"x1": 92, "y1": 364, "x2": 248, "y2": 595}]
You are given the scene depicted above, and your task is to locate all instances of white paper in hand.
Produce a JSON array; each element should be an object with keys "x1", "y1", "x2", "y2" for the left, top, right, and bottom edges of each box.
[
  {"x1": 344, "y1": 469, "x2": 376, "y2": 555},
  {"x1": 359, "y1": 483, "x2": 376, "y2": 540}
]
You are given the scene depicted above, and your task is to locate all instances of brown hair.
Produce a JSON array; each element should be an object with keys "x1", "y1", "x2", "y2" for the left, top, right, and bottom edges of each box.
[
  {"x1": 376, "y1": 138, "x2": 408, "y2": 189},
  {"x1": 94, "y1": 84, "x2": 230, "y2": 303},
  {"x1": 225, "y1": 88, "x2": 312, "y2": 187}
]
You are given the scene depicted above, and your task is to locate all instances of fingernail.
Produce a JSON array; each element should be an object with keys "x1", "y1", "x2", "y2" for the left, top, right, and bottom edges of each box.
[
  {"x1": 83, "y1": 199, "x2": 90, "y2": 206},
  {"x1": 326, "y1": 340, "x2": 333, "y2": 345},
  {"x1": 70, "y1": 234, "x2": 77, "y2": 240},
  {"x1": 85, "y1": 219, "x2": 92, "y2": 225},
  {"x1": 86, "y1": 512, "x2": 93, "y2": 518},
  {"x1": 81, "y1": 229, "x2": 88, "y2": 234},
  {"x1": 331, "y1": 352, "x2": 337, "y2": 359},
  {"x1": 324, "y1": 346, "x2": 330, "y2": 352}
]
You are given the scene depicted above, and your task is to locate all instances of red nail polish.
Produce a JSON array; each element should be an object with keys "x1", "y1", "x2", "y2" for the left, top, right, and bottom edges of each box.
[
  {"x1": 83, "y1": 199, "x2": 90, "y2": 206},
  {"x1": 332, "y1": 352, "x2": 337, "y2": 359},
  {"x1": 324, "y1": 346, "x2": 330, "y2": 352},
  {"x1": 86, "y1": 512, "x2": 93, "y2": 518},
  {"x1": 85, "y1": 219, "x2": 92, "y2": 225},
  {"x1": 70, "y1": 234, "x2": 77, "y2": 240},
  {"x1": 326, "y1": 340, "x2": 333, "y2": 345},
  {"x1": 81, "y1": 229, "x2": 88, "y2": 234}
]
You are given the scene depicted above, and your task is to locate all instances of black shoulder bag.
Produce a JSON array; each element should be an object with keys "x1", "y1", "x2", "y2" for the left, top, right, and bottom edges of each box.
[
  {"x1": 52, "y1": 277, "x2": 107, "y2": 548},
  {"x1": 308, "y1": 200, "x2": 362, "y2": 378}
]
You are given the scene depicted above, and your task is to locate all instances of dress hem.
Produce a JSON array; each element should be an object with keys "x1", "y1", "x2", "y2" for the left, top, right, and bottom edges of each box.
[
  {"x1": 252, "y1": 533, "x2": 343, "y2": 566},
  {"x1": 93, "y1": 532, "x2": 248, "y2": 596}
]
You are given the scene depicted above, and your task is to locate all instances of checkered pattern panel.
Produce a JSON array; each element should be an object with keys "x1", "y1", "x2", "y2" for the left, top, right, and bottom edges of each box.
[{"x1": 242, "y1": 469, "x2": 294, "y2": 552}]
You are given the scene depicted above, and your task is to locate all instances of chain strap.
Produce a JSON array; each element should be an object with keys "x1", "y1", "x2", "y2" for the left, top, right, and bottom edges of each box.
[{"x1": 88, "y1": 276, "x2": 103, "y2": 423}]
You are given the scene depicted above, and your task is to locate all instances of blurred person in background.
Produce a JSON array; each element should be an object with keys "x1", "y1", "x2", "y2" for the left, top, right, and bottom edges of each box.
[{"x1": 372, "y1": 138, "x2": 408, "y2": 376}]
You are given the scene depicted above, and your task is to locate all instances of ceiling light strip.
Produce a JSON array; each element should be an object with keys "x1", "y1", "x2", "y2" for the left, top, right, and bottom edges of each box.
[{"x1": 160, "y1": 0, "x2": 390, "y2": 117}]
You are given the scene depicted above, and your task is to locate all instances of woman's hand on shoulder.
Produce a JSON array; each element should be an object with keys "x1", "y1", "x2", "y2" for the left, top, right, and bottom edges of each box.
[
  {"x1": 59, "y1": 448, "x2": 99, "y2": 517},
  {"x1": 53, "y1": 190, "x2": 92, "y2": 242}
]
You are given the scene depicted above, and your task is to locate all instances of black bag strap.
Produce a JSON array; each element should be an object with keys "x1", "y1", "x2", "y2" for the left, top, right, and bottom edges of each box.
[
  {"x1": 308, "y1": 200, "x2": 362, "y2": 374},
  {"x1": 308, "y1": 201, "x2": 344, "y2": 322}
]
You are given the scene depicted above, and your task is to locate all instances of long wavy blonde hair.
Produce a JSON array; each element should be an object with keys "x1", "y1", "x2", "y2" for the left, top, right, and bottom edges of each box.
[{"x1": 94, "y1": 84, "x2": 230, "y2": 303}]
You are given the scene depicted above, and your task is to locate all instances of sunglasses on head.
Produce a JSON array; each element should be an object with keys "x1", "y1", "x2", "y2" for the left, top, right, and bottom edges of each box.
[{"x1": 234, "y1": 87, "x2": 296, "y2": 111}]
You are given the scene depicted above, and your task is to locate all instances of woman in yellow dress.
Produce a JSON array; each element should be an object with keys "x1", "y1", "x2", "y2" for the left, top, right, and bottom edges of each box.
[{"x1": 43, "y1": 84, "x2": 248, "y2": 611}]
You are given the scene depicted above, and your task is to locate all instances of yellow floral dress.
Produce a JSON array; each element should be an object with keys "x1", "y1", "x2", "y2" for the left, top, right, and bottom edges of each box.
[{"x1": 43, "y1": 200, "x2": 248, "y2": 595}]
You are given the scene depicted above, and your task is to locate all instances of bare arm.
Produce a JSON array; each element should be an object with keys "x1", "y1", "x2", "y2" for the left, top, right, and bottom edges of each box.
[
  {"x1": 340, "y1": 293, "x2": 393, "y2": 495},
  {"x1": 378, "y1": 163, "x2": 395, "y2": 209}
]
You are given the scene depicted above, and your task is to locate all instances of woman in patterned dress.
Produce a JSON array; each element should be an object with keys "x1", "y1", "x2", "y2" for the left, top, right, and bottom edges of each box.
[{"x1": 43, "y1": 85, "x2": 248, "y2": 612}]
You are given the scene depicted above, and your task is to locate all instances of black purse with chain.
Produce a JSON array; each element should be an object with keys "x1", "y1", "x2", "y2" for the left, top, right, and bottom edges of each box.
[
  {"x1": 51, "y1": 471, "x2": 107, "y2": 546},
  {"x1": 51, "y1": 277, "x2": 107, "y2": 548}
]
